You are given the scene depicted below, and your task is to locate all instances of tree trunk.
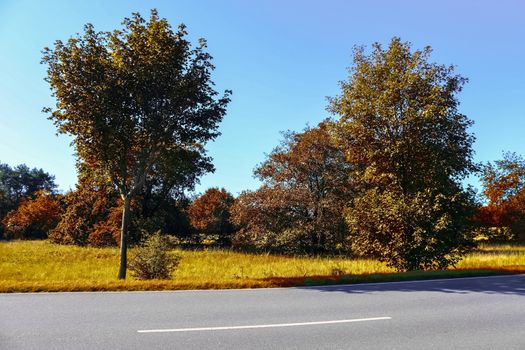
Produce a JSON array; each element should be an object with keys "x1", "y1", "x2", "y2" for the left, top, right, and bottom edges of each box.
[{"x1": 118, "y1": 196, "x2": 131, "y2": 280}]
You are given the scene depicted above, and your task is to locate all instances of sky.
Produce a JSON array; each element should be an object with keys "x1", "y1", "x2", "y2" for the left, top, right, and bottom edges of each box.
[{"x1": 0, "y1": 0, "x2": 524, "y2": 195}]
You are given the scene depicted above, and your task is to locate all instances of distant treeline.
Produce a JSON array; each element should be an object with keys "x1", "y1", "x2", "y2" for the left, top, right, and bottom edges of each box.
[{"x1": 1, "y1": 145, "x2": 524, "y2": 259}]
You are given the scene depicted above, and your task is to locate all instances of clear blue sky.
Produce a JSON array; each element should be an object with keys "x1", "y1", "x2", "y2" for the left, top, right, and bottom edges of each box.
[{"x1": 0, "y1": 0, "x2": 524, "y2": 195}]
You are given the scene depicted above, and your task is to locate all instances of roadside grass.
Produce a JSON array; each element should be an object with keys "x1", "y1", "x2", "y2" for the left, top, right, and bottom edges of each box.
[
  {"x1": 0, "y1": 240, "x2": 524, "y2": 292},
  {"x1": 457, "y1": 243, "x2": 525, "y2": 270}
]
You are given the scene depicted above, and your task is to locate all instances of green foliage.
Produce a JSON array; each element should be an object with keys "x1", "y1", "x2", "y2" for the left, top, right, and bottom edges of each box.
[
  {"x1": 42, "y1": 9, "x2": 229, "y2": 201},
  {"x1": 331, "y1": 38, "x2": 478, "y2": 270},
  {"x1": 0, "y1": 163, "x2": 56, "y2": 204},
  {"x1": 473, "y1": 227, "x2": 515, "y2": 243},
  {"x1": 42, "y1": 9, "x2": 230, "y2": 278},
  {"x1": 129, "y1": 231, "x2": 181, "y2": 280},
  {"x1": 347, "y1": 188, "x2": 476, "y2": 271}
]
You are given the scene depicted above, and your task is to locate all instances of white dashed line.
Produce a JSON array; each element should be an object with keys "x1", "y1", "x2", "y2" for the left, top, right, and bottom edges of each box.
[{"x1": 137, "y1": 316, "x2": 392, "y2": 333}]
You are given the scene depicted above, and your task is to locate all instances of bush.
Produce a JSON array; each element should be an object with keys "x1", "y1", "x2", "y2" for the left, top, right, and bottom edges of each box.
[
  {"x1": 87, "y1": 206, "x2": 122, "y2": 247},
  {"x1": 49, "y1": 168, "x2": 194, "y2": 247},
  {"x1": 129, "y1": 231, "x2": 181, "y2": 280},
  {"x1": 88, "y1": 221, "x2": 120, "y2": 247}
]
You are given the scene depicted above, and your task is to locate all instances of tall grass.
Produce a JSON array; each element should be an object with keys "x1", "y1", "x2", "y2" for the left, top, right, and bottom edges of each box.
[
  {"x1": 0, "y1": 240, "x2": 523, "y2": 292},
  {"x1": 457, "y1": 243, "x2": 525, "y2": 269}
]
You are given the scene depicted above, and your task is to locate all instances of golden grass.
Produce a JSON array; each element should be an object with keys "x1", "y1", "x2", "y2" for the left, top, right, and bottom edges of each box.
[
  {"x1": 0, "y1": 240, "x2": 524, "y2": 292},
  {"x1": 457, "y1": 244, "x2": 525, "y2": 270}
]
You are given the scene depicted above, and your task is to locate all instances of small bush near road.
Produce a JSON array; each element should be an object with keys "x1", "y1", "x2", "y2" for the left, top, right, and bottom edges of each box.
[{"x1": 129, "y1": 232, "x2": 180, "y2": 280}]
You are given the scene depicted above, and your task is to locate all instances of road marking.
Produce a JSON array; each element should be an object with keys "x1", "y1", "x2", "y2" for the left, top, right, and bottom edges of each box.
[{"x1": 137, "y1": 316, "x2": 392, "y2": 333}]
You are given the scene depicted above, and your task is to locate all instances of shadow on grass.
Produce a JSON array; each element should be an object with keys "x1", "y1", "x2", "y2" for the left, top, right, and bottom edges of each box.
[{"x1": 259, "y1": 267, "x2": 525, "y2": 296}]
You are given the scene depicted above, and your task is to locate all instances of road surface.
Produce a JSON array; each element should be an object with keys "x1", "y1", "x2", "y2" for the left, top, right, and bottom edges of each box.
[{"x1": 1, "y1": 274, "x2": 524, "y2": 349}]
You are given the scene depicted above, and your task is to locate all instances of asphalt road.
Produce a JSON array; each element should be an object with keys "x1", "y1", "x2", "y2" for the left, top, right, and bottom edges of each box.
[{"x1": 1, "y1": 274, "x2": 524, "y2": 350}]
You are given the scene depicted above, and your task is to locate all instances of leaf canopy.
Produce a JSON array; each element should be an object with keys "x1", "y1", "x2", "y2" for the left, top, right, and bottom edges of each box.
[{"x1": 42, "y1": 9, "x2": 230, "y2": 197}]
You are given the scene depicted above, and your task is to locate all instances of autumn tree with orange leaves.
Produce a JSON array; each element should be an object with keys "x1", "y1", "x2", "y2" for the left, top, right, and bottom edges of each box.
[
  {"x1": 49, "y1": 173, "x2": 121, "y2": 246},
  {"x1": 477, "y1": 152, "x2": 525, "y2": 241},
  {"x1": 2, "y1": 190, "x2": 62, "y2": 239},
  {"x1": 187, "y1": 188, "x2": 234, "y2": 245},
  {"x1": 0, "y1": 163, "x2": 57, "y2": 236},
  {"x1": 50, "y1": 164, "x2": 194, "y2": 247},
  {"x1": 231, "y1": 122, "x2": 352, "y2": 254}
]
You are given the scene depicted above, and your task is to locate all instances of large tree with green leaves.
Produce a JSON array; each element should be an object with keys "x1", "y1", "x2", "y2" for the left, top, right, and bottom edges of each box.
[
  {"x1": 330, "y1": 38, "x2": 477, "y2": 271},
  {"x1": 42, "y1": 10, "x2": 230, "y2": 279}
]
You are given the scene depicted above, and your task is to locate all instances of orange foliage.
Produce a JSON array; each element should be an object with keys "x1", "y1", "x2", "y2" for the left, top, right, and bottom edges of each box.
[
  {"x1": 187, "y1": 188, "x2": 234, "y2": 237},
  {"x1": 49, "y1": 176, "x2": 119, "y2": 246},
  {"x1": 230, "y1": 123, "x2": 351, "y2": 254},
  {"x1": 2, "y1": 190, "x2": 62, "y2": 239},
  {"x1": 478, "y1": 153, "x2": 525, "y2": 241},
  {"x1": 88, "y1": 205, "x2": 122, "y2": 247}
]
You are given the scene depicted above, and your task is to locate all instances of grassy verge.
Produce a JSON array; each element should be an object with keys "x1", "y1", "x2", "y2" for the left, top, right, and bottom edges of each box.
[{"x1": 0, "y1": 240, "x2": 524, "y2": 292}]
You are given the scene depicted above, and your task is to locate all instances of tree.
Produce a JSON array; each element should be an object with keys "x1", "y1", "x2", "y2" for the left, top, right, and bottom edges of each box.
[
  {"x1": 231, "y1": 122, "x2": 352, "y2": 254},
  {"x1": 187, "y1": 188, "x2": 234, "y2": 245},
  {"x1": 42, "y1": 10, "x2": 230, "y2": 279},
  {"x1": 49, "y1": 170, "x2": 120, "y2": 246},
  {"x1": 232, "y1": 185, "x2": 310, "y2": 253},
  {"x1": 0, "y1": 163, "x2": 57, "y2": 235},
  {"x1": 0, "y1": 163, "x2": 56, "y2": 204},
  {"x1": 49, "y1": 165, "x2": 194, "y2": 247},
  {"x1": 330, "y1": 38, "x2": 477, "y2": 270},
  {"x1": 482, "y1": 152, "x2": 525, "y2": 204},
  {"x1": 2, "y1": 190, "x2": 62, "y2": 239},
  {"x1": 477, "y1": 152, "x2": 525, "y2": 241}
]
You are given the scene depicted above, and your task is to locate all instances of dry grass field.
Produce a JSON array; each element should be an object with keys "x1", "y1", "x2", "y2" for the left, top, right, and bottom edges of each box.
[{"x1": 0, "y1": 240, "x2": 523, "y2": 292}]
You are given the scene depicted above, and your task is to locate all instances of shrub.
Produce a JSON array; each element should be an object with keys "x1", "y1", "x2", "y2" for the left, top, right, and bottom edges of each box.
[
  {"x1": 50, "y1": 167, "x2": 193, "y2": 247},
  {"x1": 87, "y1": 205, "x2": 122, "y2": 247},
  {"x1": 129, "y1": 231, "x2": 181, "y2": 280},
  {"x1": 473, "y1": 226, "x2": 514, "y2": 242},
  {"x1": 88, "y1": 221, "x2": 120, "y2": 247}
]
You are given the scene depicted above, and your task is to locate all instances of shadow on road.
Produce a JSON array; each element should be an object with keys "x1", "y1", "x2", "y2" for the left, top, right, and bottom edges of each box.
[{"x1": 297, "y1": 274, "x2": 525, "y2": 296}]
